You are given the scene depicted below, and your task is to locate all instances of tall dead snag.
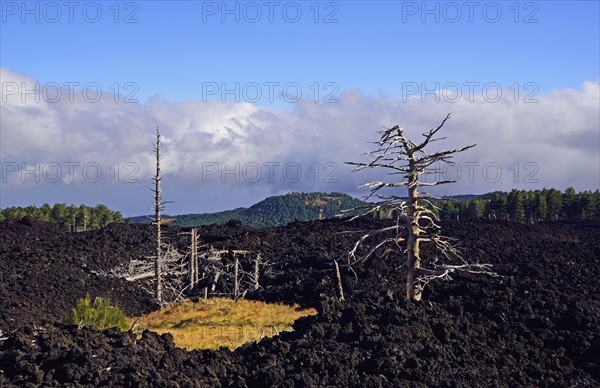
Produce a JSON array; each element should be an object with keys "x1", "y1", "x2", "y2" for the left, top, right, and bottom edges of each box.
[
  {"x1": 189, "y1": 228, "x2": 199, "y2": 293},
  {"x1": 254, "y1": 254, "x2": 261, "y2": 291},
  {"x1": 346, "y1": 114, "x2": 494, "y2": 301},
  {"x1": 234, "y1": 256, "x2": 239, "y2": 298},
  {"x1": 151, "y1": 126, "x2": 166, "y2": 304}
]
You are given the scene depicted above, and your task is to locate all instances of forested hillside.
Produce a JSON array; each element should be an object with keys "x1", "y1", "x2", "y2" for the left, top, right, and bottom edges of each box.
[{"x1": 171, "y1": 192, "x2": 365, "y2": 227}]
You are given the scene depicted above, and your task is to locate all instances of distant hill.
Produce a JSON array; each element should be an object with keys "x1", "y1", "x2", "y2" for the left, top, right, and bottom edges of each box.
[{"x1": 133, "y1": 192, "x2": 366, "y2": 228}]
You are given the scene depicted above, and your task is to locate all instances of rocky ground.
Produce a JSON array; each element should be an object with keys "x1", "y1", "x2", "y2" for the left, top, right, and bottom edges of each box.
[{"x1": 0, "y1": 217, "x2": 598, "y2": 387}]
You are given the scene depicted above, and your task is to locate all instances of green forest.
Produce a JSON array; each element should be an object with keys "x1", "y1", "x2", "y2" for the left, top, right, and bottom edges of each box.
[
  {"x1": 2, "y1": 188, "x2": 598, "y2": 230},
  {"x1": 0, "y1": 203, "x2": 123, "y2": 231},
  {"x1": 436, "y1": 188, "x2": 600, "y2": 222}
]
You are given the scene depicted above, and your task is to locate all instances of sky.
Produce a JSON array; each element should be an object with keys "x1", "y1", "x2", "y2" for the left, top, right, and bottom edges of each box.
[{"x1": 1, "y1": 0, "x2": 599, "y2": 216}]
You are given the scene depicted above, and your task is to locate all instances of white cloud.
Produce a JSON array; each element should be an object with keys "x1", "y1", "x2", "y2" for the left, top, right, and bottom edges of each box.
[{"x1": 1, "y1": 68, "x2": 598, "y2": 214}]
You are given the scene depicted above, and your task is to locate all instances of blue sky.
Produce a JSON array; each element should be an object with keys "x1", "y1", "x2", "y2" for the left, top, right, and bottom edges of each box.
[
  {"x1": 1, "y1": 1, "x2": 599, "y2": 216},
  {"x1": 3, "y1": 1, "x2": 598, "y2": 101}
]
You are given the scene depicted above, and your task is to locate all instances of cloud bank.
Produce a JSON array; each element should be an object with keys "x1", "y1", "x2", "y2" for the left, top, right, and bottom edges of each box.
[{"x1": 1, "y1": 68, "x2": 598, "y2": 215}]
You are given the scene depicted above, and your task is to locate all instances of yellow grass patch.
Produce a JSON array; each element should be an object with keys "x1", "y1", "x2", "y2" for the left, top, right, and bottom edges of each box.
[{"x1": 129, "y1": 298, "x2": 317, "y2": 350}]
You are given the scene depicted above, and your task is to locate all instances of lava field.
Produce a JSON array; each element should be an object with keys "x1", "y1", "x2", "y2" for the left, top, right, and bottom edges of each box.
[{"x1": 0, "y1": 217, "x2": 598, "y2": 387}]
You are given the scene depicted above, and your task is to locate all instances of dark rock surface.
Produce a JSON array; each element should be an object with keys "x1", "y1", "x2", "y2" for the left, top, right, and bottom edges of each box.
[{"x1": 0, "y1": 218, "x2": 598, "y2": 387}]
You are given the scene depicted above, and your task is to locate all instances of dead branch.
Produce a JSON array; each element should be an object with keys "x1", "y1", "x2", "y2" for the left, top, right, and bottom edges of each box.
[{"x1": 334, "y1": 260, "x2": 345, "y2": 301}]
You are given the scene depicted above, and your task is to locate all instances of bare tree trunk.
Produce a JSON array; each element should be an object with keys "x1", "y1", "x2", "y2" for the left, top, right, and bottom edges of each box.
[
  {"x1": 153, "y1": 126, "x2": 163, "y2": 304},
  {"x1": 406, "y1": 161, "x2": 422, "y2": 301},
  {"x1": 188, "y1": 233, "x2": 193, "y2": 292},
  {"x1": 193, "y1": 231, "x2": 199, "y2": 286},
  {"x1": 189, "y1": 228, "x2": 198, "y2": 293},
  {"x1": 254, "y1": 255, "x2": 260, "y2": 291},
  {"x1": 234, "y1": 256, "x2": 239, "y2": 298}
]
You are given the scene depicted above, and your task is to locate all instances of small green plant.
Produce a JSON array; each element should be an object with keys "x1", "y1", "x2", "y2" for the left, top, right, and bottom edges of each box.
[{"x1": 65, "y1": 294, "x2": 129, "y2": 331}]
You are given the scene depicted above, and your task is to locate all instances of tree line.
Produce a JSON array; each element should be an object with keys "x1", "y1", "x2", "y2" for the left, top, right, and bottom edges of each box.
[
  {"x1": 436, "y1": 188, "x2": 600, "y2": 222},
  {"x1": 0, "y1": 203, "x2": 123, "y2": 231},
  {"x1": 1, "y1": 188, "x2": 597, "y2": 231}
]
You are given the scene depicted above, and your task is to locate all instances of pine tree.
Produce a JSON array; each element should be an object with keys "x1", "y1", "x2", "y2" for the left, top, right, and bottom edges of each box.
[
  {"x1": 438, "y1": 200, "x2": 459, "y2": 220},
  {"x1": 547, "y1": 189, "x2": 562, "y2": 221},
  {"x1": 592, "y1": 190, "x2": 600, "y2": 220},
  {"x1": 506, "y1": 190, "x2": 525, "y2": 222},
  {"x1": 485, "y1": 192, "x2": 506, "y2": 220},
  {"x1": 39, "y1": 203, "x2": 53, "y2": 221},
  {"x1": 51, "y1": 203, "x2": 68, "y2": 227},
  {"x1": 522, "y1": 191, "x2": 536, "y2": 223},
  {"x1": 465, "y1": 199, "x2": 481, "y2": 219},
  {"x1": 535, "y1": 191, "x2": 548, "y2": 221},
  {"x1": 76, "y1": 205, "x2": 89, "y2": 231},
  {"x1": 562, "y1": 187, "x2": 576, "y2": 219}
]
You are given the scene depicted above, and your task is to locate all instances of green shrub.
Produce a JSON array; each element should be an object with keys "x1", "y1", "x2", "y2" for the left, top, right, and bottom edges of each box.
[{"x1": 65, "y1": 294, "x2": 129, "y2": 331}]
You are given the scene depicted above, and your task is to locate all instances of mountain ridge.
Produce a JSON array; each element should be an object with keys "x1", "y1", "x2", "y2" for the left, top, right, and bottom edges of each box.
[{"x1": 131, "y1": 192, "x2": 366, "y2": 228}]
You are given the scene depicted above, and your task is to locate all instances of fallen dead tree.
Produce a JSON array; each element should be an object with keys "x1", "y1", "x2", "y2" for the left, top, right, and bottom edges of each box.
[{"x1": 106, "y1": 236, "x2": 265, "y2": 304}]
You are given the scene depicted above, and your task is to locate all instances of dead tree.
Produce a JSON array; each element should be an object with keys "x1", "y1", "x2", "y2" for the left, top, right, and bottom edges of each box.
[
  {"x1": 188, "y1": 228, "x2": 199, "y2": 292},
  {"x1": 234, "y1": 256, "x2": 239, "y2": 297},
  {"x1": 110, "y1": 238, "x2": 264, "y2": 302},
  {"x1": 254, "y1": 254, "x2": 261, "y2": 291},
  {"x1": 151, "y1": 126, "x2": 168, "y2": 304},
  {"x1": 346, "y1": 114, "x2": 494, "y2": 301}
]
